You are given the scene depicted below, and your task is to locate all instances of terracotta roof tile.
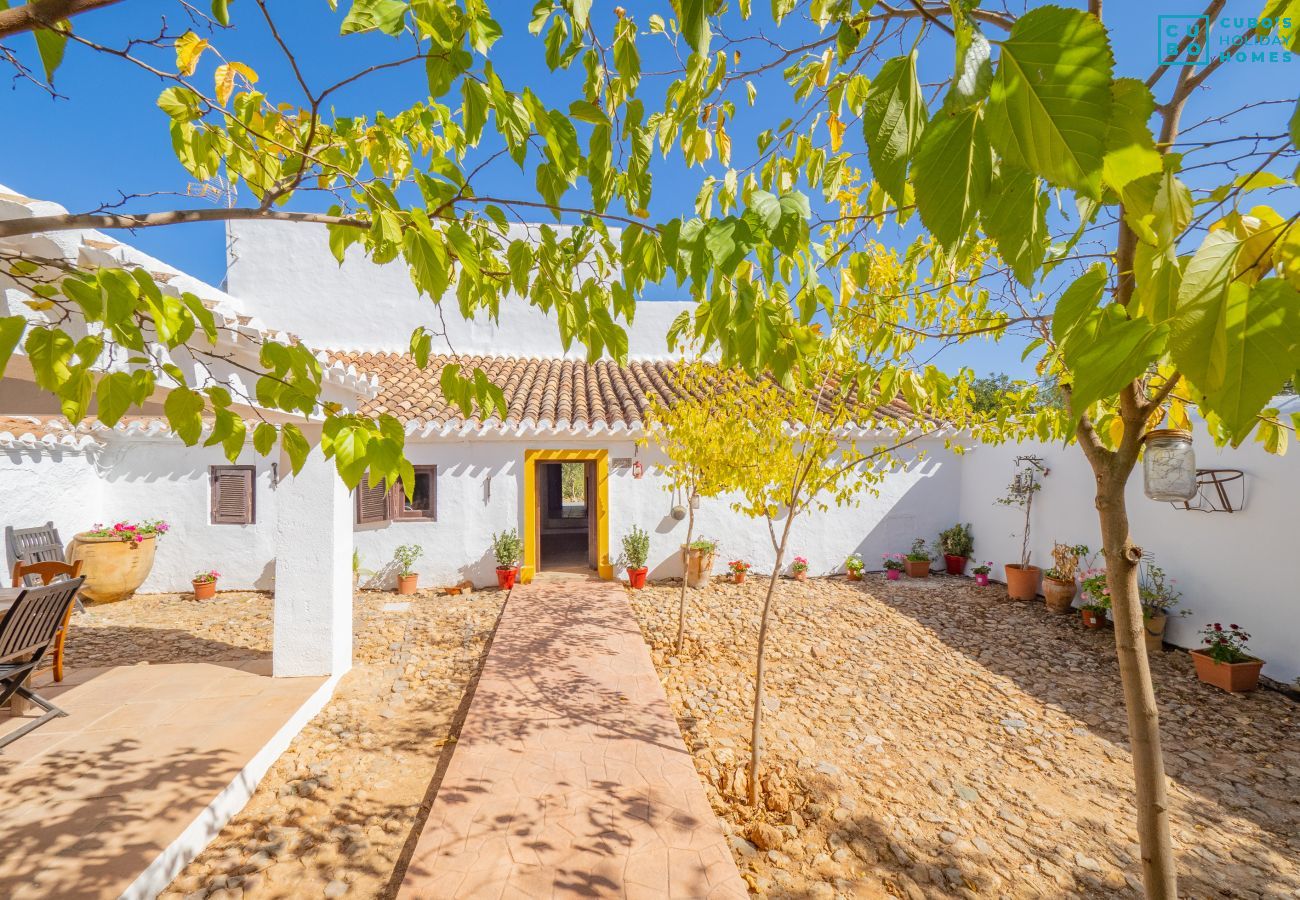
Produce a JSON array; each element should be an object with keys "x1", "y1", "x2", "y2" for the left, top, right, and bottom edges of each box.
[{"x1": 329, "y1": 352, "x2": 922, "y2": 431}]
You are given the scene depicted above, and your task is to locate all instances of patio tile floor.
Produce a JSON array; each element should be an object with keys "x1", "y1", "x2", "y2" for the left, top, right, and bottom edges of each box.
[
  {"x1": 398, "y1": 578, "x2": 747, "y2": 899},
  {"x1": 0, "y1": 659, "x2": 322, "y2": 900}
]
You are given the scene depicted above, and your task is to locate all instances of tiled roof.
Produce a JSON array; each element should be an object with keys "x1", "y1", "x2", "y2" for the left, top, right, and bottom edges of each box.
[
  {"x1": 0, "y1": 416, "x2": 100, "y2": 449},
  {"x1": 329, "y1": 352, "x2": 922, "y2": 433}
]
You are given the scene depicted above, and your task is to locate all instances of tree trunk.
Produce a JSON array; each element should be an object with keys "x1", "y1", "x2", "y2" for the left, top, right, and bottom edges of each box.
[
  {"x1": 747, "y1": 516, "x2": 793, "y2": 807},
  {"x1": 675, "y1": 505, "x2": 695, "y2": 656},
  {"x1": 1094, "y1": 469, "x2": 1178, "y2": 898}
]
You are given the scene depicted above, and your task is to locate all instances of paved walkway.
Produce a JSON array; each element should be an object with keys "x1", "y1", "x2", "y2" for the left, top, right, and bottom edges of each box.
[
  {"x1": 0, "y1": 659, "x2": 323, "y2": 899},
  {"x1": 399, "y1": 578, "x2": 747, "y2": 899}
]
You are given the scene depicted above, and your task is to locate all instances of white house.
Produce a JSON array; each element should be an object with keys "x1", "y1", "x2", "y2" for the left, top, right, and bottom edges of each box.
[{"x1": 1, "y1": 189, "x2": 1297, "y2": 685}]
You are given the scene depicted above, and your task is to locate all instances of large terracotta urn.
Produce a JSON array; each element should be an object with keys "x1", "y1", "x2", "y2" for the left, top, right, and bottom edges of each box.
[
  {"x1": 69, "y1": 533, "x2": 157, "y2": 603},
  {"x1": 683, "y1": 547, "x2": 715, "y2": 588}
]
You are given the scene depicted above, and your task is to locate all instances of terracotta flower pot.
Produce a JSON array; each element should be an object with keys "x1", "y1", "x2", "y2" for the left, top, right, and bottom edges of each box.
[
  {"x1": 792, "y1": 569, "x2": 807, "y2": 581},
  {"x1": 943, "y1": 554, "x2": 968, "y2": 576},
  {"x1": 847, "y1": 570, "x2": 862, "y2": 581},
  {"x1": 496, "y1": 566, "x2": 519, "y2": 590},
  {"x1": 1190, "y1": 649, "x2": 1263, "y2": 693},
  {"x1": 732, "y1": 572, "x2": 746, "y2": 584},
  {"x1": 397, "y1": 573, "x2": 419, "y2": 595},
  {"x1": 905, "y1": 559, "x2": 930, "y2": 578},
  {"x1": 974, "y1": 573, "x2": 989, "y2": 586},
  {"x1": 1143, "y1": 613, "x2": 1168, "y2": 653},
  {"x1": 886, "y1": 569, "x2": 901, "y2": 581},
  {"x1": 684, "y1": 548, "x2": 715, "y2": 588},
  {"x1": 626, "y1": 567, "x2": 647, "y2": 589},
  {"x1": 192, "y1": 579, "x2": 216, "y2": 601},
  {"x1": 69, "y1": 532, "x2": 157, "y2": 604},
  {"x1": 1004, "y1": 563, "x2": 1041, "y2": 601},
  {"x1": 1042, "y1": 576, "x2": 1077, "y2": 615},
  {"x1": 1080, "y1": 607, "x2": 1106, "y2": 629}
]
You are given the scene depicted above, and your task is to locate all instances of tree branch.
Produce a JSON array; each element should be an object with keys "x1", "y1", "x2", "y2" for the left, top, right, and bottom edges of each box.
[
  {"x1": 0, "y1": 0, "x2": 122, "y2": 38},
  {"x1": 0, "y1": 207, "x2": 370, "y2": 239}
]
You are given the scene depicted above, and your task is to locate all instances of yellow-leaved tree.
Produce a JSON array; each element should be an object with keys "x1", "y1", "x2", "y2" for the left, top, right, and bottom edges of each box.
[{"x1": 642, "y1": 362, "x2": 759, "y2": 655}]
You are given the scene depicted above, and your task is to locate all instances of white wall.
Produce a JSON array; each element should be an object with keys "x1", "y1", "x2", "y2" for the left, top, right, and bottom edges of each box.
[
  {"x1": 0, "y1": 445, "x2": 104, "y2": 550},
  {"x1": 350, "y1": 433, "x2": 964, "y2": 589},
  {"x1": 98, "y1": 441, "x2": 279, "y2": 592},
  {"x1": 225, "y1": 220, "x2": 692, "y2": 358},
  {"x1": 958, "y1": 434, "x2": 1300, "y2": 684}
]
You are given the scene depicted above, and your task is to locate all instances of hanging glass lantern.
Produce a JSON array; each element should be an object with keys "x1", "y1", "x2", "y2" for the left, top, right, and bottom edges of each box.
[{"x1": 1142, "y1": 429, "x2": 1197, "y2": 502}]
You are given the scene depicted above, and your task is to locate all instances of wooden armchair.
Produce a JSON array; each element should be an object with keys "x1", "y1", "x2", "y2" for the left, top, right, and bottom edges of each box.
[{"x1": 11, "y1": 560, "x2": 82, "y2": 682}]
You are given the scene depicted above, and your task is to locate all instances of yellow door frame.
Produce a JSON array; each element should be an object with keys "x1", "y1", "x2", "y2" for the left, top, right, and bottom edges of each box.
[{"x1": 521, "y1": 448, "x2": 612, "y2": 583}]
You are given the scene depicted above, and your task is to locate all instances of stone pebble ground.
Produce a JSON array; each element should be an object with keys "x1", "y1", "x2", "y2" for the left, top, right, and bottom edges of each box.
[
  {"x1": 63, "y1": 588, "x2": 505, "y2": 900},
  {"x1": 628, "y1": 575, "x2": 1300, "y2": 900}
]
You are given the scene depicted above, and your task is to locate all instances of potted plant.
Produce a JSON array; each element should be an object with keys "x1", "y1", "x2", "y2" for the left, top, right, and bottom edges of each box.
[
  {"x1": 69, "y1": 519, "x2": 171, "y2": 604},
  {"x1": 728, "y1": 559, "x2": 751, "y2": 584},
  {"x1": 790, "y1": 556, "x2": 809, "y2": 581},
  {"x1": 971, "y1": 561, "x2": 992, "y2": 586},
  {"x1": 394, "y1": 544, "x2": 423, "y2": 594},
  {"x1": 1043, "y1": 543, "x2": 1088, "y2": 615},
  {"x1": 1139, "y1": 563, "x2": 1189, "y2": 652},
  {"x1": 191, "y1": 569, "x2": 219, "y2": 601},
  {"x1": 1078, "y1": 569, "x2": 1110, "y2": 629},
  {"x1": 844, "y1": 553, "x2": 865, "y2": 581},
  {"x1": 882, "y1": 553, "x2": 906, "y2": 580},
  {"x1": 998, "y1": 456, "x2": 1047, "y2": 600},
  {"x1": 938, "y1": 523, "x2": 973, "y2": 576},
  {"x1": 904, "y1": 539, "x2": 932, "y2": 578},
  {"x1": 622, "y1": 526, "x2": 650, "y2": 589},
  {"x1": 684, "y1": 537, "x2": 717, "y2": 587},
  {"x1": 491, "y1": 529, "x2": 522, "y2": 590},
  {"x1": 1192, "y1": 623, "x2": 1264, "y2": 693}
]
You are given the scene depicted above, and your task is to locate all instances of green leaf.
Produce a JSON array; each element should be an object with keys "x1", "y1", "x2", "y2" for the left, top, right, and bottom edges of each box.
[
  {"x1": 340, "y1": 0, "x2": 407, "y2": 35},
  {"x1": 1290, "y1": 96, "x2": 1300, "y2": 148},
  {"x1": 163, "y1": 387, "x2": 205, "y2": 445},
  {"x1": 678, "y1": 0, "x2": 710, "y2": 54},
  {"x1": 281, "y1": 424, "x2": 310, "y2": 475},
  {"x1": 1102, "y1": 78, "x2": 1162, "y2": 192},
  {"x1": 34, "y1": 21, "x2": 68, "y2": 82},
  {"x1": 1051, "y1": 263, "x2": 1109, "y2": 351},
  {"x1": 211, "y1": 0, "x2": 230, "y2": 26},
  {"x1": 25, "y1": 328, "x2": 74, "y2": 391},
  {"x1": 158, "y1": 87, "x2": 203, "y2": 122},
  {"x1": 410, "y1": 326, "x2": 433, "y2": 368},
  {"x1": 911, "y1": 107, "x2": 992, "y2": 247},
  {"x1": 1194, "y1": 278, "x2": 1300, "y2": 442},
  {"x1": 981, "y1": 168, "x2": 1048, "y2": 288},
  {"x1": 1069, "y1": 309, "x2": 1169, "y2": 421},
  {"x1": 95, "y1": 372, "x2": 136, "y2": 426},
  {"x1": 986, "y1": 5, "x2": 1114, "y2": 198},
  {"x1": 946, "y1": 15, "x2": 992, "y2": 112},
  {"x1": 862, "y1": 53, "x2": 926, "y2": 207},
  {"x1": 253, "y1": 422, "x2": 277, "y2": 456},
  {"x1": 0, "y1": 316, "x2": 26, "y2": 378},
  {"x1": 1170, "y1": 229, "x2": 1247, "y2": 397}
]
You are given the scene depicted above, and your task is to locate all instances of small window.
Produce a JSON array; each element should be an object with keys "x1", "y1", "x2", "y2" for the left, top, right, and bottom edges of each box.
[
  {"x1": 356, "y1": 477, "x2": 390, "y2": 525},
  {"x1": 392, "y1": 466, "x2": 437, "y2": 521},
  {"x1": 211, "y1": 466, "x2": 255, "y2": 525}
]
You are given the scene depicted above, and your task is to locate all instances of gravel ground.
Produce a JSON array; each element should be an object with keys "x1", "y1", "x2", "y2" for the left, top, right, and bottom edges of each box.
[
  {"x1": 64, "y1": 587, "x2": 505, "y2": 900},
  {"x1": 628, "y1": 574, "x2": 1300, "y2": 899}
]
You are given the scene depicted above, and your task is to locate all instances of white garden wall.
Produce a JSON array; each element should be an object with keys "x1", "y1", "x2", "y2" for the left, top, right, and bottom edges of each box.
[
  {"x1": 225, "y1": 220, "x2": 693, "y2": 358},
  {"x1": 958, "y1": 431, "x2": 1300, "y2": 685},
  {"x1": 0, "y1": 445, "x2": 104, "y2": 545}
]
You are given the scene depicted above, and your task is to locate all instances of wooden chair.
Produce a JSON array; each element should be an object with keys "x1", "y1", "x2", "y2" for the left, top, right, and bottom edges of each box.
[
  {"x1": 12, "y1": 560, "x2": 82, "y2": 682},
  {"x1": 0, "y1": 577, "x2": 86, "y2": 749},
  {"x1": 5, "y1": 522, "x2": 84, "y2": 613}
]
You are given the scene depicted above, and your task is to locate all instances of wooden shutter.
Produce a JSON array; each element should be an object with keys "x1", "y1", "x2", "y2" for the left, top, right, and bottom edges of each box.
[
  {"x1": 211, "y1": 466, "x2": 255, "y2": 524},
  {"x1": 356, "y1": 477, "x2": 389, "y2": 525}
]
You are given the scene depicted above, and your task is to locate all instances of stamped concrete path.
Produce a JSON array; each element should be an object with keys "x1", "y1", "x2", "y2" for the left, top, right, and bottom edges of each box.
[{"x1": 399, "y1": 578, "x2": 747, "y2": 899}]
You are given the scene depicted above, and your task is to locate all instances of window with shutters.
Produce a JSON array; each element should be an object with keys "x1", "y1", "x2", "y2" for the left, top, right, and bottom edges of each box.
[
  {"x1": 355, "y1": 477, "x2": 390, "y2": 525},
  {"x1": 391, "y1": 466, "x2": 437, "y2": 521},
  {"x1": 210, "y1": 466, "x2": 255, "y2": 525}
]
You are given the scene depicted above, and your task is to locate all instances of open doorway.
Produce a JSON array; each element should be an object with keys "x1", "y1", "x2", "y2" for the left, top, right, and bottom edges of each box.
[{"x1": 536, "y1": 460, "x2": 596, "y2": 574}]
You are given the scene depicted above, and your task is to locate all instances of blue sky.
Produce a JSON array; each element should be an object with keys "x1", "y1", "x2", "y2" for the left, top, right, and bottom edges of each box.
[{"x1": 0, "y1": 1, "x2": 1293, "y2": 378}]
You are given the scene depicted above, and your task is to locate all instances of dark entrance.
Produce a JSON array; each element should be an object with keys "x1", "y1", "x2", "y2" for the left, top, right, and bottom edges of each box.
[{"x1": 536, "y1": 460, "x2": 596, "y2": 573}]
